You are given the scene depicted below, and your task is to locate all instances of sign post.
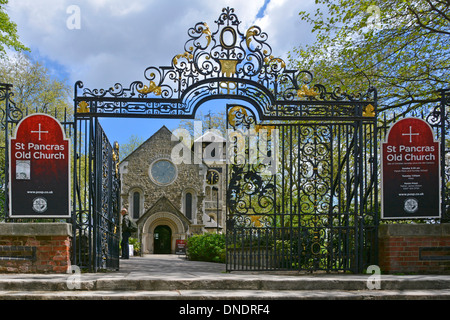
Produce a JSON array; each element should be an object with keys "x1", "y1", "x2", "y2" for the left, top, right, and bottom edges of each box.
[
  {"x1": 382, "y1": 117, "x2": 440, "y2": 219},
  {"x1": 9, "y1": 114, "x2": 70, "y2": 218}
]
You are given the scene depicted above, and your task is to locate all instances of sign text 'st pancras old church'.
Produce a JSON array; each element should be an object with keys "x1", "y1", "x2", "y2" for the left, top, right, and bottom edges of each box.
[
  {"x1": 382, "y1": 117, "x2": 440, "y2": 219},
  {"x1": 9, "y1": 114, "x2": 70, "y2": 218}
]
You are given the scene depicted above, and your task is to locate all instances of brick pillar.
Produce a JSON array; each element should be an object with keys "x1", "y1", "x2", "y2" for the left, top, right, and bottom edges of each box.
[
  {"x1": 379, "y1": 224, "x2": 450, "y2": 274},
  {"x1": 0, "y1": 223, "x2": 72, "y2": 274}
]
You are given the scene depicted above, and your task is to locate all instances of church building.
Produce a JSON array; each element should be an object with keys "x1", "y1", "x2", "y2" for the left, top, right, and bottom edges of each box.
[{"x1": 119, "y1": 126, "x2": 226, "y2": 254}]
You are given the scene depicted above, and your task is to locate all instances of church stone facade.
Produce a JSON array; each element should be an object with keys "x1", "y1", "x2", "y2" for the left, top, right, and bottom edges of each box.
[{"x1": 119, "y1": 126, "x2": 225, "y2": 254}]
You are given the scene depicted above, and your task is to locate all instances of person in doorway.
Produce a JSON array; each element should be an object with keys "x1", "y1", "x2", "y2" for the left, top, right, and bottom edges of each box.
[{"x1": 121, "y1": 208, "x2": 131, "y2": 259}]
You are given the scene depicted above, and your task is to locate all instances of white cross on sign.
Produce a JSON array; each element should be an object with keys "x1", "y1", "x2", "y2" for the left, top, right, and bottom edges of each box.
[
  {"x1": 402, "y1": 126, "x2": 419, "y2": 143},
  {"x1": 30, "y1": 123, "x2": 48, "y2": 141}
]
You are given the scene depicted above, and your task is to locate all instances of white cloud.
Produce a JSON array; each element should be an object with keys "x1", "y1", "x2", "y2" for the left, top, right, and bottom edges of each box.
[
  {"x1": 92, "y1": 0, "x2": 146, "y2": 17},
  {"x1": 7, "y1": 0, "x2": 316, "y2": 90},
  {"x1": 256, "y1": 0, "x2": 316, "y2": 61}
]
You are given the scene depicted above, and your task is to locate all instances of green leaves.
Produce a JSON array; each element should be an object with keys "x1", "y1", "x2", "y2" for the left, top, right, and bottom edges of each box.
[
  {"x1": 291, "y1": 0, "x2": 449, "y2": 113},
  {"x1": 186, "y1": 233, "x2": 225, "y2": 263},
  {"x1": 0, "y1": 0, "x2": 29, "y2": 58},
  {"x1": 120, "y1": 135, "x2": 145, "y2": 161},
  {"x1": 0, "y1": 53, "x2": 72, "y2": 118}
]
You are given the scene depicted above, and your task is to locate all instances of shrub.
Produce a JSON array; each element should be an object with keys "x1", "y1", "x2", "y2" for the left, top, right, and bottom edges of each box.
[{"x1": 187, "y1": 233, "x2": 225, "y2": 263}]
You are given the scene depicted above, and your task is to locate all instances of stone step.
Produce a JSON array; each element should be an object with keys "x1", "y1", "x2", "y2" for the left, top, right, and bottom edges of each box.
[
  {"x1": 0, "y1": 275, "x2": 449, "y2": 292},
  {"x1": 1, "y1": 289, "x2": 450, "y2": 300},
  {"x1": 94, "y1": 277, "x2": 450, "y2": 291}
]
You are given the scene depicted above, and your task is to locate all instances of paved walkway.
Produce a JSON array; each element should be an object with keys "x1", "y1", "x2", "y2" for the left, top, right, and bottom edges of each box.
[
  {"x1": 118, "y1": 254, "x2": 227, "y2": 277},
  {"x1": 1, "y1": 254, "x2": 449, "y2": 283}
]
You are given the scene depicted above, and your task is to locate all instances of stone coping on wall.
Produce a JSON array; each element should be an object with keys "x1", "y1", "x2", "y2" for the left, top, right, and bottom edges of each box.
[
  {"x1": 379, "y1": 223, "x2": 450, "y2": 237},
  {"x1": 0, "y1": 223, "x2": 72, "y2": 237}
]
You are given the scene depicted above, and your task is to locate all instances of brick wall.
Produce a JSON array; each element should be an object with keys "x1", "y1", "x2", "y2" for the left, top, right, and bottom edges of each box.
[
  {"x1": 379, "y1": 224, "x2": 450, "y2": 274},
  {"x1": 0, "y1": 223, "x2": 72, "y2": 274}
]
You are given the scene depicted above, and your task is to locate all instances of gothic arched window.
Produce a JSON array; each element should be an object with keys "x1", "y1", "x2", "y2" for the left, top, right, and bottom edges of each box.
[
  {"x1": 185, "y1": 192, "x2": 193, "y2": 220},
  {"x1": 133, "y1": 191, "x2": 140, "y2": 219}
]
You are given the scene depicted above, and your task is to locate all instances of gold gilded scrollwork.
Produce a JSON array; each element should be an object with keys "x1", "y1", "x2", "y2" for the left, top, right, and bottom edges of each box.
[
  {"x1": 250, "y1": 215, "x2": 262, "y2": 228},
  {"x1": 220, "y1": 81, "x2": 237, "y2": 94},
  {"x1": 112, "y1": 141, "x2": 120, "y2": 178},
  {"x1": 363, "y1": 104, "x2": 375, "y2": 117},
  {"x1": 137, "y1": 81, "x2": 162, "y2": 96},
  {"x1": 297, "y1": 84, "x2": 319, "y2": 99},
  {"x1": 173, "y1": 51, "x2": 194, "y2": 66},
  {"x1": 77, "y1": 101, "x2": 90, "y2": 113},
  {"x1": 227, "y1": 105, "x2": 248, "y2": 127},
  {"x1": 255, "y1": 124, "x2": 275, "y2": 132},
  {"x1": 219, "y1": 59, "x2": 238, "y2": 77},
  {"x1": 203, "y1": 23, "x2": 212, "y2": 47},
  {"x1": 264, "y1": 55, "x2": 286, "y2": 69},
  {"x1": 245, "y1": 26, "x2": 259, "y2": 48},
  {"x1": 255, "y1": 124, "x2": 275, "y2": 138}
]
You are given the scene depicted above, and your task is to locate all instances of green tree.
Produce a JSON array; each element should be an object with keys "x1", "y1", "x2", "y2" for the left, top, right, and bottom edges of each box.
[
  {"x1": 0, "y1": 0, "x2": 29, "y2": 58},
  {"x1": 119, "y1": 134, "x2": 145, "y2": 161},
  {"x1": 0, "y1": 53, "x2": 72, "y2": 117},
  {"x1": 289, "y1": 0, "x2": 450, "y2": 114}
]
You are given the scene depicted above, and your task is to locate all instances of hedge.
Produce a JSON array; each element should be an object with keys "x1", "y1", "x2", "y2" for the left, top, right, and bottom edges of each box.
[{"x1": 186, "y1": 233, "x2": 225, "y2": 263}]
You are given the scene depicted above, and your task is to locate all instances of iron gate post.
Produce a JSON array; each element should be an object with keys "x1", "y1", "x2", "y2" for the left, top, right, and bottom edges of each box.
[
  {"x1": 439, "y1": 89, "x2": 449, "y2": 223},
  {"x1": 1, "y1": 83, "x2": 13, "y2": 219}
]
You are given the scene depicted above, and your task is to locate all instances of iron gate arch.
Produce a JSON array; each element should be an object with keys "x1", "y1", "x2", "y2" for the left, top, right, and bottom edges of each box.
[{"x1": 71, "y1": 7, "x2": 378, "y2": 272}]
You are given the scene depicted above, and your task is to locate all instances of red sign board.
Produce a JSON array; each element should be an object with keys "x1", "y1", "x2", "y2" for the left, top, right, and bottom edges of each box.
[
  {"x1": 9, "y1": 114, "x2": 70, "y2": 218},
  {"x1": 175, "y1": 240, "x2": 187, "y2": 255},
  {"x1": 382, "y1": 117, "x2": 440, "y2": 219}
]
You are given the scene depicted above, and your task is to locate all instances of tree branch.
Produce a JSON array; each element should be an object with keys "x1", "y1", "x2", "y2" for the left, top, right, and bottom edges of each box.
[
  {"x1": 407, "y1": 4, "x2": 450, "y2": 36},
  {"x1": 378, "y1": 98, "x2": 440, "y2": 112},
  {"x1": 424, "y1": 0, "x2": 450, "y2": 24}
]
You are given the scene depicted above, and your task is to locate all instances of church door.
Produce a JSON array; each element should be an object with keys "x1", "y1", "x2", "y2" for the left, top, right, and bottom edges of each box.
[{"x1": 154, "y1": 225, "x2": 172, "y2": 254}]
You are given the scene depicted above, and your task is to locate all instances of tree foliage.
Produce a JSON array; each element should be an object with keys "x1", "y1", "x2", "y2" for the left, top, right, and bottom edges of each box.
[
  {"x1": 0, "y1": 53, "x2": 72, "y2": 118},
  {"x1": 0, "y1": 0, "x2": 29, "y2": 58},
  {"x1": 187, "y1": 233, "x2": 225, "y2": 263},
  {"x1": 289, "y1": 0, "x2": 450, "y2": 113},
  {"x1": 119, "y1": 134, "x2": 145, "y2": 161}
]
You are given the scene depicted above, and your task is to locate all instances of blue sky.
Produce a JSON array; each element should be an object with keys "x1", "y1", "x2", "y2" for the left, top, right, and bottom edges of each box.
[{"x1": 7, "y1": 0, "x2": 316, "y2": 146}]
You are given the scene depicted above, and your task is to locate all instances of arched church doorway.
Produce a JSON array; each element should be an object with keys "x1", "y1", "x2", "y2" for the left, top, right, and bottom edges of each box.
[{"x1": 154, "y1": 225, "x2": 172, "y2": 254}]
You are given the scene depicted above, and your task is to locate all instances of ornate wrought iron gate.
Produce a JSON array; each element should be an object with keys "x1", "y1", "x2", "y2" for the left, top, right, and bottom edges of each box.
[
  {"x1": 71, "y1": 7, "x2": 380, "y2": 273},
  {"x1": 72, "y1": 117, "x2": 120, "y2": 272},
  {"x1": 226, "y1": 104, "x2": 378, "y2": 273}
]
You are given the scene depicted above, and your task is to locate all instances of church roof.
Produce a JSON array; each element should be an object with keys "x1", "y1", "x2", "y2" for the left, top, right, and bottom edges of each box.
[
  {"x1": 120, "y1": 125, "x2": 172, "y2": 163},
  {"x1": 120, "y1": 125, "x2": 208, "y2": 167},
  {"x1": 193, "y1": 130, "x2": 226, "y2": 143},
  {"x1": 136, "y1": 196, "x2": 191, "y2": 227}
]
